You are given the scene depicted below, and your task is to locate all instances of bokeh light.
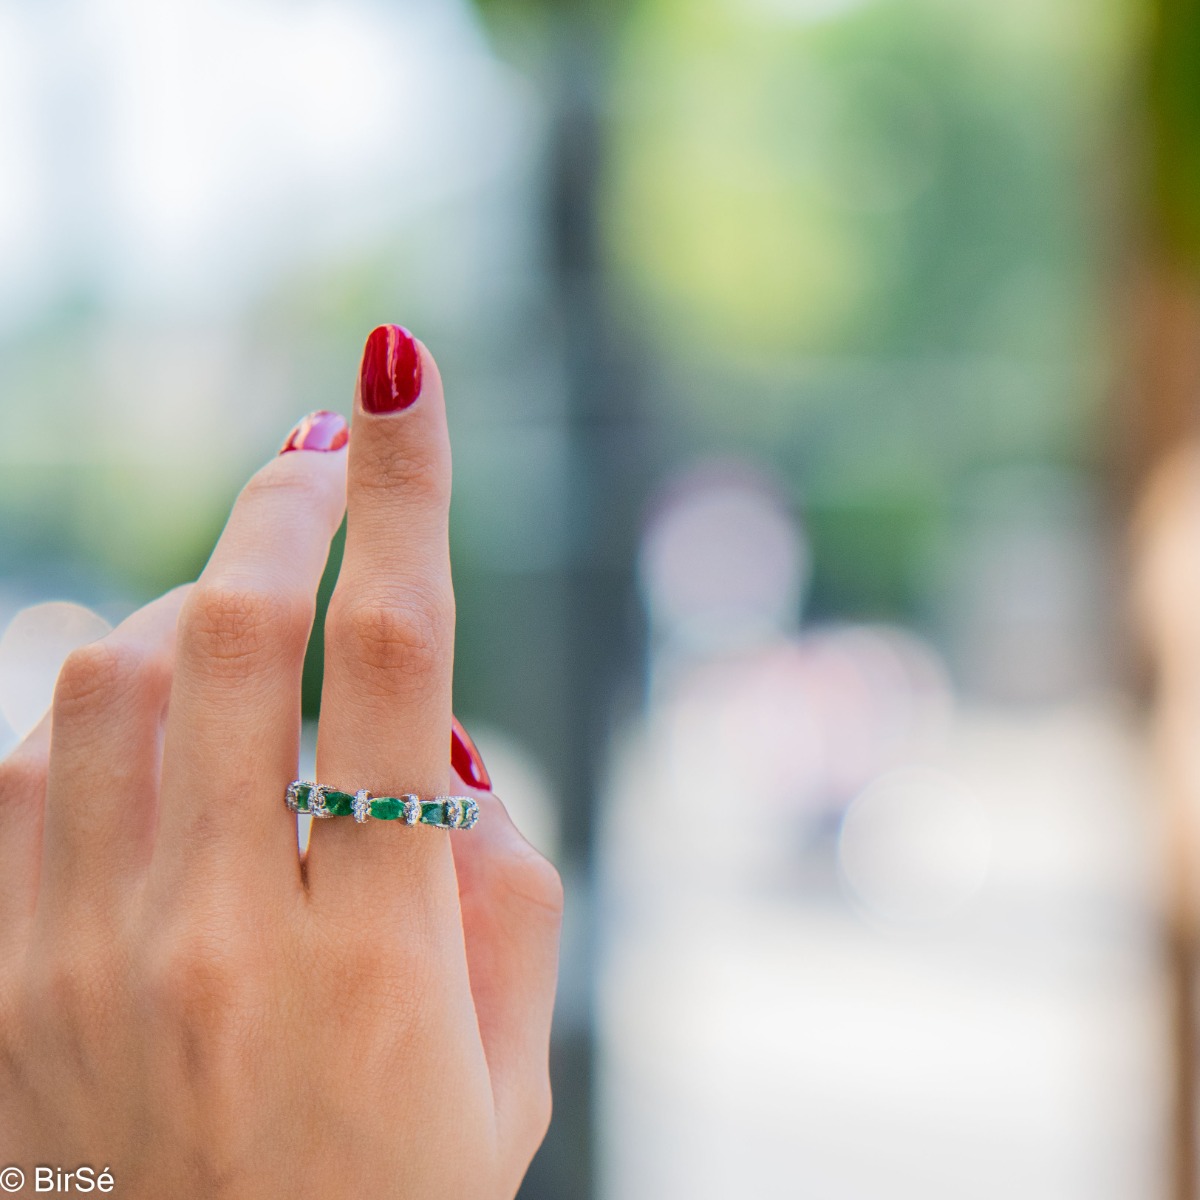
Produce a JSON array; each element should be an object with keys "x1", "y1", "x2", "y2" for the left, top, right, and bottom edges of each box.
[
  {"x1": 639, "y1": 464, "x2": 809, "y2": 655},
  {"x1": 838, "y1": 765, "x2": 992, "y2": 925},
  {"x1": 0, "y1": 601, "x2": 112, "y2": 738}
]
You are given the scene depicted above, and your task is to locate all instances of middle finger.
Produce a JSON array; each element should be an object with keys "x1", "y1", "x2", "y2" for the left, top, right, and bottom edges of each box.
[{"x1": 307, "y1": 326, "x2": 458, "y2": 913}]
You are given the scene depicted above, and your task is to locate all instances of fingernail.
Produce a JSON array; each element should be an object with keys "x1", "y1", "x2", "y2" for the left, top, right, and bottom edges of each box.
[
  {"x1": 279, "y1": 410, "x2": 349, "y2": 454},
  {"x1": 451, "y1": 716, "x2": 492, "y2": 791},
  {"x1": 360, "y1": 324, "x2": 423, "y2": 413}
]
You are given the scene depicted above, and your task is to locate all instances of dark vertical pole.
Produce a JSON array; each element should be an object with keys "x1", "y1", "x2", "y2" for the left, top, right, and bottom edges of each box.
[{"x1": 518, "y1": 11, "x2": 649, "y2": 1200}]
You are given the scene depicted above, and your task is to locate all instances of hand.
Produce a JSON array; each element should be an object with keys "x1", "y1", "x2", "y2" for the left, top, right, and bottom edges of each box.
[{"x1": 0, "y1": 326, "x2": 562, "y2": 1199}]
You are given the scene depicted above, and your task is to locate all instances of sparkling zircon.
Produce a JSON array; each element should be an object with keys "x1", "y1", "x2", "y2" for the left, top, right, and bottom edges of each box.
[{"x1": 352, "y1": 790, "x2": 372, "y2": 823}]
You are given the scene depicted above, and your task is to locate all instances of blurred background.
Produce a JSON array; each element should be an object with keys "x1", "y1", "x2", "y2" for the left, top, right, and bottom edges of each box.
[{"x1": 1, "y1": 0, "x2": 1199, "y2": 1196}]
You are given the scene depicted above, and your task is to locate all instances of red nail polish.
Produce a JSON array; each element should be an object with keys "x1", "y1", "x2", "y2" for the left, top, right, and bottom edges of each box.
[
  {"x1": 451, "y1": 716, "x2": 492, "y2": 791},
  {"x1": 360, "y1": 324, "x2": 423, "y2": 413},
  {"x1": 279, "y1": 410, "x2": 349, "y2": 454}
]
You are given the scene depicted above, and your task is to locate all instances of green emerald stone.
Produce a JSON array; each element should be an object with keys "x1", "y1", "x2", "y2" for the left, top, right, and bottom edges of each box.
[
  {"x1": 324, "y1": 790, "x2": 354, "y2": 817},
  {"x1": 370, "y1": 797, "x2": 403, "y2": 821},
  {"x1": 293, "y1": 784, "x2": 312, "y2": 812},
  {"x1": 420, "y1": 800, "x2": 444, "y2": 826}
]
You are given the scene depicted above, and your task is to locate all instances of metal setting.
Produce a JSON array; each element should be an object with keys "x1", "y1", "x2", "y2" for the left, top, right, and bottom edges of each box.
[
  {"x1": 285, "y1": 781, "x2": 480, "y2": 830},
  {"x1": 285, "y1": 780, "x2": 303, "y2": 813},
  {"x1": 308, "y1": 783, "x2": 332, "y2": 819}
]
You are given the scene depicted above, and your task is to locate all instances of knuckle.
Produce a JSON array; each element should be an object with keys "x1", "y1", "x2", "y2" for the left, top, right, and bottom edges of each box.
[
  {"x1": 502, "y1": 848, "x2": 565, "y2": 921},
  {"x1": 144, "y1": 931, "x2": 245, "y2": 1028},
  {"x1": 338, "y1": 940, "x2": 412, "y2": 996},
  {"x1": 182, "y1": 584, "x2": 309, "y2": 671},
  {"x1": 53, "y1": 639, "x2": 148, "y2": 720},
  {"x1": 243, "y1": 458, "x2": 344, "y2": 514},
  {"x1": 140, "y1": 928, "x2": 263, "y2": 1087},
  {"x1": 24, "y1": 949, "x2": 107, "y2": 1035},
  {"x1": 331, "y1": 588, "x2": 453, "y2": 689},
  {"x1": 353, "y1": 437, "x2": 450, "y2": 507},
  {"x1": 312, "y1": 926, "x2": 428, "y2": 1020}
]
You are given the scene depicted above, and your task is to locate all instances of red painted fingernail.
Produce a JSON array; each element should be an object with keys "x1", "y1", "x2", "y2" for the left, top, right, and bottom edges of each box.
[
  {"x1": 451, "y1": 716, "x2": 492, "y2": 791},
  {"x1": 360, "y1": 324, "x2": 423, "y2": 413},
  {"x1": 279, "y1": 410, "x2": 349, "y2": 454}
]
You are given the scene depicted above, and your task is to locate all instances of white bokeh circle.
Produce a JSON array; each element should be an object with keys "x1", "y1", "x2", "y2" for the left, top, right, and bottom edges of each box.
[
  {"x1": 838, "y1": 766, "x2": 991, "y2": 926},
  {"x1": 0, "y1": 601, "x2": 113, "y2": 738}
]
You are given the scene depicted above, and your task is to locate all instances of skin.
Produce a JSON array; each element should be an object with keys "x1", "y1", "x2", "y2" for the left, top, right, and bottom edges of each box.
[{"x1": 0, "y1": 339, "x2": 563, "y2": 1198}]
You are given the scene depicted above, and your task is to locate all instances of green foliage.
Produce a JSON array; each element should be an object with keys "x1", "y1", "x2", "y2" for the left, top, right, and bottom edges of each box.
[
  {"x1": 606, "y1": 0, "x2": 1119, "y2": 362},
  {"x1": 1149, "y1": 0, "x2": 1200, "y2": 266},
  {"x1": 598, "y1": 0, "x2": 1129, "y2": 618}
]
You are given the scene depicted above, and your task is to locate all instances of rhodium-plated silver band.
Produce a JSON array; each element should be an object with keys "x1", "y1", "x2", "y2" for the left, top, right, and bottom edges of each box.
[{"x1": 285, "y1": 781, "x2": 480, "y2": 830}]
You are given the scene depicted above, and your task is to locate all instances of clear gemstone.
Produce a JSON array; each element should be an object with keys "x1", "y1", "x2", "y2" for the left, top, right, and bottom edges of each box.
[
  {"x1": 352, "y1": 789, "x2": 371, "y2": 823},
  {"x1": 309, "y1": 785, "x2": 330, "y2": 818}
]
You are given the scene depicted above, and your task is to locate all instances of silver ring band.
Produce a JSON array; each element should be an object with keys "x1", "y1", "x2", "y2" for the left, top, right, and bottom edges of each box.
[{"x1": 286, "y1": 781, "x2": 480, "y2": 829}]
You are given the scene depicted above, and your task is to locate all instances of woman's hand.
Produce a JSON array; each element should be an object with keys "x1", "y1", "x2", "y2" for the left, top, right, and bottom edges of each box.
[{"x1": 0, "y1": 326, "x2": 562, "y2": 1199}]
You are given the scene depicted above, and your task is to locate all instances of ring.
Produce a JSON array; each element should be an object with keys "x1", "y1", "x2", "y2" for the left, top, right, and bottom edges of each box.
[{"x1": 285, "y1": 781, "x2": 480, "y2": 829}]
